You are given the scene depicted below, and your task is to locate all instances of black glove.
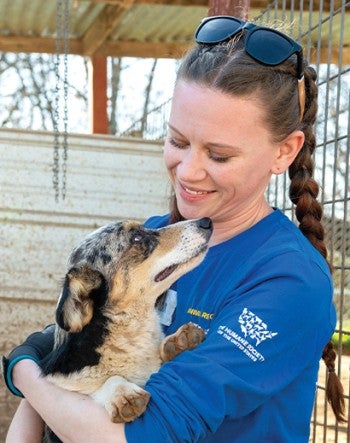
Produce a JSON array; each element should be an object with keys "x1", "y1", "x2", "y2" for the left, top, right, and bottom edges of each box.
[{"x1": 2, "y1": 324, "x2": 55, "y2": 397}]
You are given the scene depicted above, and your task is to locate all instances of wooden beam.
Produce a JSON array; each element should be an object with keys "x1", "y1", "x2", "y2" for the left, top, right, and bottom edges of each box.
[
  {"x1": 89, "y1": 0, "x2": 207, "y2": 4},
  {"x1": 0, "y1": 36, "x2": 83, "y2": 55},
  {"x1": 135, "y1": 0, "x2": 207, "y2": 4},
  {"x1": 99, "y1": 40, "x2": 191, "y2": 58},
  {"x1": 83, "y1": 4, "x2": 132, "y2": 56},
  {"x1": 87, "y1": 0, "x2": 350, "y2": 8},
  {"x1": 309, "y1": 46, "x2": 350, "y2": 66},
  {"x1": 208, "y1": 0, "x2": 250, "y2": 19},
  {"x1": 0, "y1": 35, "x2": 349, "y2": 64},
  {"x1": 88, "y1": 55, "x2": 109, "y2": 134},
  {"x1": 0, "y1": 35, "x2": 190, "y2": 58}
]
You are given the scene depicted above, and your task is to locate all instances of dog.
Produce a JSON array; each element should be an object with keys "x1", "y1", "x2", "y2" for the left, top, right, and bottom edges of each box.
[{"x1": 39, "y1": 217, "x2": 212, "y2": 441}]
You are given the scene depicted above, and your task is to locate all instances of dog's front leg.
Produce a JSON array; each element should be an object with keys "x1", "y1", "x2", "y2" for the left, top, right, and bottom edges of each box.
[{"x1": 92, "y1": 376, "x2": 150, "y2": 423}]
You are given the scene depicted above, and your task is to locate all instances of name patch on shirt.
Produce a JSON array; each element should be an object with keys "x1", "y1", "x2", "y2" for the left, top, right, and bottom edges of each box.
[{"x1": 187, "y1": 307, "x2": 214, "y2": 320}]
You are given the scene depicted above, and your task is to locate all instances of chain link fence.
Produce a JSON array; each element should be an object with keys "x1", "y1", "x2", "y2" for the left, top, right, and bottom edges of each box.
[{"x1": 261, "y1": 1, "x2": 350, "y2": 442}]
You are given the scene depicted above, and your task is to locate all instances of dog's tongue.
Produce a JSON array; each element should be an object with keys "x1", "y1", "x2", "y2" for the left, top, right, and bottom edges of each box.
[{"x1": 155, "y1": 264, "x2": 178, "y2": 282}]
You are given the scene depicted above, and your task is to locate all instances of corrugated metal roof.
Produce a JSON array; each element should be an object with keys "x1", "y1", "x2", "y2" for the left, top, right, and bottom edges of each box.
[
  {"x1": 112, "y1": 4, "x2": 206, "y2": 42},
  {"x1": 0, "y1": 0, "x2": 349, "y2": 62}
]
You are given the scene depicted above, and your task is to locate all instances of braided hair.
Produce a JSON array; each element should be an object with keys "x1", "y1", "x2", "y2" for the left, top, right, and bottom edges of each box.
[{"x1": 169, "y1": 33, "x2": 345, "y2": 422}]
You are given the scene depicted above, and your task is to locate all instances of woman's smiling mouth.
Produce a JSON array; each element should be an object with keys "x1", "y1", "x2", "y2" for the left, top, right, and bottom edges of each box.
[
  {"x1": 179, "y1": 183, "x2": 215, "y2": 200},
  {"x1": 184, "y1": 186, "x2": 211, "y2": 195}
]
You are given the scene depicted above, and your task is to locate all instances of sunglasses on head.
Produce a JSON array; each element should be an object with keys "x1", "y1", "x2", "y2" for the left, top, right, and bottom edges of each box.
[{"x1": 195, "y1": 15, "x2": 305, "y2": 121}]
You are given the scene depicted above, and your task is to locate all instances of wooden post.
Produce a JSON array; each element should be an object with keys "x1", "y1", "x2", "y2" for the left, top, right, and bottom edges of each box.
[
  {"x1": 88, "y1": 55, "x2": 109, "y2": 134},
  {"x1": 208, "y1": 0, "x2": 250, "y2": 19}
]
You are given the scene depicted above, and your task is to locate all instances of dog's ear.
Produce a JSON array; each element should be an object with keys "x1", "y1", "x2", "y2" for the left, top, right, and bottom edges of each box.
[{"x1": 56, "y1": 265, "x2": 107, "y2": 333}]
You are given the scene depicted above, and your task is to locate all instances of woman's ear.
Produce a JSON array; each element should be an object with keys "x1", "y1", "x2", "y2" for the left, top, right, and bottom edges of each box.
[{"x1": 271, "y1": 130, "x2": 305, "y2": 175}]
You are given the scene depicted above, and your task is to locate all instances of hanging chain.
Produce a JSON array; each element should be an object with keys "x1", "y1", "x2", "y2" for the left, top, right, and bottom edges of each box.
[
  {"x1": 52, "y1": 0, "x2": 61, "y2": 203},
  {"x1": 62, "y1": 0, "x2": 69, "y2": 201},
  {"x1": 53, "y1": 0, "x2": 69, "y2": 202}
]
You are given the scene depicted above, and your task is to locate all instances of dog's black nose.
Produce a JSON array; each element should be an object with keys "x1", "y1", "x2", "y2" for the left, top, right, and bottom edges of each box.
[{"x1": 197, "y1": 218, "x2": 212, "y2": 230}]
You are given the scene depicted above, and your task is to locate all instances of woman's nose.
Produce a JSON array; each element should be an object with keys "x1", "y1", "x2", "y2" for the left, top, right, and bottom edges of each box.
[{"x1": 177, "y1": 148, "x2": 206, "y2": 181}]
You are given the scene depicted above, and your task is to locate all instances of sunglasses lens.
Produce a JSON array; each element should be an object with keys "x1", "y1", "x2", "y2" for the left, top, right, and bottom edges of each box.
[
  {"x1": 195, "y1": 17, "x2": 243, "y2": 44},
  {"x1": 246, "y1": 29, "x2": 295, "y2": 65}
]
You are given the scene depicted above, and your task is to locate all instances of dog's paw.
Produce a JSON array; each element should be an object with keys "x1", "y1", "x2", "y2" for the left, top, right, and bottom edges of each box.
[
  {"x1": 160, "y1": 322, "x2": 206, "y2": 362},
  {"x1": 107, "y1": 385, "x2": 150, "y2": 423}
]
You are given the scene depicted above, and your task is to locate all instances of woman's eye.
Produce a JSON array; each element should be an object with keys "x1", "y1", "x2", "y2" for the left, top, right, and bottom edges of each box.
[
  {"x1": 209, "y1": 153, "x2": 230, "y2": 163},
  {"x1": 168, "y1": 137, "x2": 230, "y2": 162},
  {"x1": 168, "y1": 138, "x2": 187, "y2": 149}
]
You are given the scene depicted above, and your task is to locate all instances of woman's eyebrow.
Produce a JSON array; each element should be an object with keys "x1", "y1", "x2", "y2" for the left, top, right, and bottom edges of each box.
[
  {"x1": 206, "y1": 142, "x2": 242, "y2": 152},
  {"x1": 167, "y1": 123, "x2": 184, "y2": 136},
  {"x1": 168, "y1": 123, "x2": 242, "y2": 152}
]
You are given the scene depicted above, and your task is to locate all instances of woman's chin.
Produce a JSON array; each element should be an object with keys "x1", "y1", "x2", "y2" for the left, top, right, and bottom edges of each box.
[{"x1": 177, "y1": 204, "x2": 211, "y2": 221}]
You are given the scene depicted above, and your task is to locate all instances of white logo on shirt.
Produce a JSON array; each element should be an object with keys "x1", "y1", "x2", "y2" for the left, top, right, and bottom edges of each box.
[{"x1": 238, "y1": 308, "x2": 278, "y2": 346}]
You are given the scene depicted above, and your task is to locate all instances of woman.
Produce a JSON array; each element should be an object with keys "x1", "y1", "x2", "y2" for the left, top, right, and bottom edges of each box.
[{"x1": 4, "y1": 15, "x2": 344, "y2": 443}]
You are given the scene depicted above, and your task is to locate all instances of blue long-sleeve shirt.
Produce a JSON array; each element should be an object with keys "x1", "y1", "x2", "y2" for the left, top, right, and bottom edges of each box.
[{"x1": 125, "y1": 209, "x2": 336, "y2": 442}]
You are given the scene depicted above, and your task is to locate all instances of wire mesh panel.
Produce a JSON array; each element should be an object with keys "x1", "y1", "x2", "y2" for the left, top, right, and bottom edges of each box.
[{"x1": 258, "y1": 1, "x2": 350, "y2": 441}]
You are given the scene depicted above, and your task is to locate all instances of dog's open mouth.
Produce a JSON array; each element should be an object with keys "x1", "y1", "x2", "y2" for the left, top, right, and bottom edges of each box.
[{"x1": 155, "y1": 264, "x2": 178, "y2": 282}]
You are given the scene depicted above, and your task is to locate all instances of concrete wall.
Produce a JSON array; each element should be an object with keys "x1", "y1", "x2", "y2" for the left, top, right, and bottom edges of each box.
[{"x1": 0, "y1": 129, "x2": 169, "y2": 439}]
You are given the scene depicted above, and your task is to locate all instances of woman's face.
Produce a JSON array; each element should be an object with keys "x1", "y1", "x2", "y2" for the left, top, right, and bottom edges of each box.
[{"x1": 164, "y1": 80, "x2": 281, "y2": 230}]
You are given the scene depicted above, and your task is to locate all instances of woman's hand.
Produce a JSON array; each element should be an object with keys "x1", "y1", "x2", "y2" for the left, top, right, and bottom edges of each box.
[
  {"x1": 12, "y1": 359, "x2": 127, "y2": 443},
  {"x1": 2, "y1": 325, "x2": 55, "y2": 397}
]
